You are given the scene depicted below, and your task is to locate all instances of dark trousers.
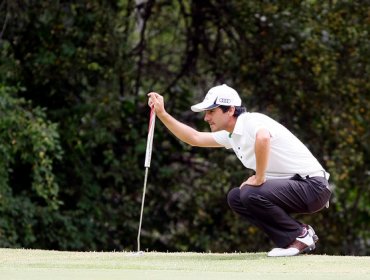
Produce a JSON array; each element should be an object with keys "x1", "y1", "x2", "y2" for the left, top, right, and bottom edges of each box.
[{"x1": 227, "y1": 175, "x2": 332, "y2": 248}]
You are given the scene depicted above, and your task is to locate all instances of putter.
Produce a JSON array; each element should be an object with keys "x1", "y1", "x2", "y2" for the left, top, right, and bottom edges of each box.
[{"x1": 136, "y1": 105, "x2": 156, "y2": 254}]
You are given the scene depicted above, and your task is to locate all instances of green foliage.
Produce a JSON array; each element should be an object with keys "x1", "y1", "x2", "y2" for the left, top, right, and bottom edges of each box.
[
  {"x1": 0, "y1": 85, "x2": 62, "y2": 246},
  {"x1": 0, "y1": 0, "x2": 368, "y2": 255},
  {"x1": 0, "y1": 85, "x2": 62, "y2": 208}
]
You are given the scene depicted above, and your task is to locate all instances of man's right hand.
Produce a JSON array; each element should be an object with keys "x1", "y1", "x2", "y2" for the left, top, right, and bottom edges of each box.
[{"x1": 147, "y1": 92, "x2": 166, "y2": 117}]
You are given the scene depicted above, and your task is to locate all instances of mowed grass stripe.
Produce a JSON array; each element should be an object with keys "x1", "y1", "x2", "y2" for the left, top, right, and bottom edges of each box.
[{"x1": 0, "y1": 249, "x2": 369, "y2": 280}]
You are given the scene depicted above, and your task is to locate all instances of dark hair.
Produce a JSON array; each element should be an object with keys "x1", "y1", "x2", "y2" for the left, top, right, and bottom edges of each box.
[{"x1": 219, "y1": 105, "x2": 247, "y2": 117}]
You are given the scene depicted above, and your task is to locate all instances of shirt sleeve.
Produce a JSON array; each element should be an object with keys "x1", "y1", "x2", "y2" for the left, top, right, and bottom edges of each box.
[
  {"x1": 246, "y1": 116, "x2": 277, "y2": 139},
  {"x1": 212, "y1": 131, "x2": 233, "y2": 149},
  {"x1": 253, "y1": 125, "x2": 274, "y2": 138}
]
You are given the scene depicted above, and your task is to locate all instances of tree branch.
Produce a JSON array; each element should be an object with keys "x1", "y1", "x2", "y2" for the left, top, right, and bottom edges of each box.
[
  {"x1": 0, "y1": 0, "x2": 9, "y2": 40},
  {"x1": 133, "y1": 0, "x2": 155, "y2": 96}
]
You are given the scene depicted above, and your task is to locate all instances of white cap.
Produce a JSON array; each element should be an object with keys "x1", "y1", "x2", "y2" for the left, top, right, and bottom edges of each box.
[{"x1": 191, "y1": 84, "x2": 242, "y2": 112}]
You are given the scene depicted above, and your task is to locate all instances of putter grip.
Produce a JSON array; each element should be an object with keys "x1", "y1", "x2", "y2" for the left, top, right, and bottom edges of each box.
[{"x1": 144, "y1": 107, "x2": 156, "y2": 168}]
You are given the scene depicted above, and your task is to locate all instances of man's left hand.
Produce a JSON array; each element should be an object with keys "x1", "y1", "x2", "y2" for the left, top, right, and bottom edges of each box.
[{"x1": 239, "y1": 175, "x2": 266, "y2": 189}]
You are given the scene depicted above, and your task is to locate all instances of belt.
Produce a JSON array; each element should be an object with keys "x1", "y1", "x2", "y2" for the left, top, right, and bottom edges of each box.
[{"x1": 305, "y1": 170, "x2": 327, "y2": 178}]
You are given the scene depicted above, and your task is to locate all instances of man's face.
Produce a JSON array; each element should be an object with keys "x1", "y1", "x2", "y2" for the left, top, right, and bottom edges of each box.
[{"x1": 203, "y1": 107, "x2": 230, "y2": 132}]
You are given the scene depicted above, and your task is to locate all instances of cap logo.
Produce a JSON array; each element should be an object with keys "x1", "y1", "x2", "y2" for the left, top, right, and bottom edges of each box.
[{"x1": 218, "y1": 98, "x2": 231, "y2": 104}]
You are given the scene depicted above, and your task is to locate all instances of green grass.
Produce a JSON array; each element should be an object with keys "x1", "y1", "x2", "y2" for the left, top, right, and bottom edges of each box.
[{"x1": 0, "y1": 249, "x2": 369, "y2": 280}]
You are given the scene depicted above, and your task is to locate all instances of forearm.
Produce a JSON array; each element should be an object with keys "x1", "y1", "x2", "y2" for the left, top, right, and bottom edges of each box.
[
  {"x1": 157, "y1": 111, "x2": 200, "y2": 146},
  {"x1": 254, "y1": 130, "x2": 271, "y2": 182}
]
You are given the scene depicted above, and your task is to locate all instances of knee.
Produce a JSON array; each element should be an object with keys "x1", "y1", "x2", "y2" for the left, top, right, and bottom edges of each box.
[
  {"x1": 227, "y1": 187, "x2": 241, "y2": 209},
  {"x1": 240, "y1": 188, "x2": 261, "y2": 207}
]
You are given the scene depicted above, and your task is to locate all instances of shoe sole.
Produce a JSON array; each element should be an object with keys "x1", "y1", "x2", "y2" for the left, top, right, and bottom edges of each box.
[
  {"x1": 301, "y1": 243, "x2": 316, "y2": 254},
  {"x1": 289, "y1": 243, "x2": 316, "y2": 256}
]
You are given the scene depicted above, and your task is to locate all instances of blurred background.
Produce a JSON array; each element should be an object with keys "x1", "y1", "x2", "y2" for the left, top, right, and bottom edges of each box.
[{"x1": 0, "y1": 0, "x2": 369, "y2": 255}]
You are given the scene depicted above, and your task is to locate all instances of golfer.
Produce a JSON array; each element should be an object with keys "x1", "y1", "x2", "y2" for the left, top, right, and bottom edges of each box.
[{"x1": 147, "y1": 84, "x2": 331, "y2": 257}]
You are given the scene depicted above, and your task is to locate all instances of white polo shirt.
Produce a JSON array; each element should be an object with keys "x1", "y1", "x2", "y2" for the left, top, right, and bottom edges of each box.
[{"x1": 212, "y1": 112, "x2": 329, "y2": 180}]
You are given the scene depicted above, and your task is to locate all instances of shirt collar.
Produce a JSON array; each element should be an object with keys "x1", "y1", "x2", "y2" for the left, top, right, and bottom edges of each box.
[{"x1": 231, "y1": 113, "x2": 247, "y2": 136}]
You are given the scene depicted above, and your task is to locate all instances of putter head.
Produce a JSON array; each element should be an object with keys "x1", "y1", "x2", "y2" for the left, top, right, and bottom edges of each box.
[{"x1": 130, "y1": 251, "x2": 144, "y2": 257}]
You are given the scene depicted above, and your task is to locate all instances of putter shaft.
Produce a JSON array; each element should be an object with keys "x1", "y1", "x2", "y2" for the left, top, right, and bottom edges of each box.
[
  {"x1": 137, "y1": 167, "x2": 149, "y2": 252},
  {"x1": 137, "y1": 106, "x2": 155, "y2": 253}
]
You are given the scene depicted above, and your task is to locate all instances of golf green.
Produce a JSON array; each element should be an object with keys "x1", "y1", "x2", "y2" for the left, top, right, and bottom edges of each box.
[{"x1": 0, "y1": 249, "x2": 369, "y2": 280}]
